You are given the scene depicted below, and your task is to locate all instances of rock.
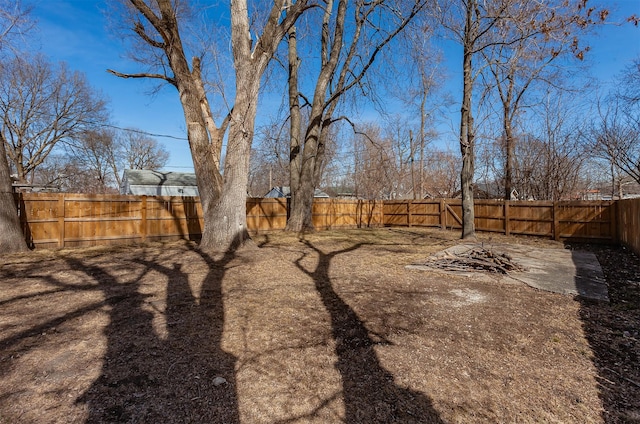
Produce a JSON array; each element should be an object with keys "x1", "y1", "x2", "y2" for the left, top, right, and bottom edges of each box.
[{"x1": 212, "y1": 376, "x2": 227, "y2": 387}]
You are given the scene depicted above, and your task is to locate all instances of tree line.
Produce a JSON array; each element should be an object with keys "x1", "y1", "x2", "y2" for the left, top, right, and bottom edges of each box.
[{"x1": 1, "y1": 0, "x2": 638, "y2": 253}]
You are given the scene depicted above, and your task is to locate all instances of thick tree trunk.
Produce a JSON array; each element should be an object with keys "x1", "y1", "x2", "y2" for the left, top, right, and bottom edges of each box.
[
  {"x1": 286, "y1": 0, "x2": 344, "y2": 233},
  {"x1": 180, "y1": 89, "x2": 222, "y2": 226},
  {"x1": 460, "y1": 139, "x2": 476, "y2": 239},
  {"x1": 460, "y1": 1, "x2": 476, "y2": 240},
  {"x1": 287, "y1": 1, "x2": 302, "y2": 199},
  {"x1": 501, "y1": 71, "x2": 516, "y2": 201},
  {"x1": 0, "y1": 134, "x2": 28, "y2": 253},
  {"x1": 286, "y1": 122, "x2": 321, "y2": 233},
  {"x1": 199, "y1": 70, "x2": 258, "y2": 251},
  {"x1": 172, "y1": 63, "x2": 222, "y2": 251},
  {"x1": 285, "y1": 51, "x2": 314, "y2": 233}
]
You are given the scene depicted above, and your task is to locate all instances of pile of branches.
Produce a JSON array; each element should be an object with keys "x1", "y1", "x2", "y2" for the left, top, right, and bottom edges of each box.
[{"x1": 420, "y1": 246, "x2": 524, "y2": 274}]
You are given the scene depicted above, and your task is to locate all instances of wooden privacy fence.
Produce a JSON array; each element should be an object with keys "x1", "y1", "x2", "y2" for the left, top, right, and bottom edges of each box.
[
  {"x1": 384, "y1": 199, "x2": 617, "y2": 242},
  {"x1": 16, "y1": 193, "x2": 204, "y2": 249},
  {"x1": 15, "y1": 193, "x2": 384, "y2": 249},
  {"x1": 12, "y1": 193, "x2": 634, "y2": 251},
  {"x1": 246, "y1": 197, "x2": 384, "y2": 232}
]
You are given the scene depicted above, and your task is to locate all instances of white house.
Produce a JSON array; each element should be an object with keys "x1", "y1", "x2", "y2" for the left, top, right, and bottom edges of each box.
[{"x1": 120, "y1": 170, "x2": 199, "y2": 196}]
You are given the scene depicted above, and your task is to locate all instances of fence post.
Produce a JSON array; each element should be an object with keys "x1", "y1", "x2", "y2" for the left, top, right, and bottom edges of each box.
[
  {"x1": 504, "y1": 200, "x2": 510, "y2": 236},
  {"x1": 407, "y1": 200, "x2": 412, "y2": 227},
  {"x1": 140, "y1": 195, "x2": 147, "y2": 242},
  {"x1": 553, "y1": 202, "x2": 560, "y2": 241},
  {"x1": 440, "y1": 199, "x2": 446, "y2": 230},
  {"x1": 609, "y1": 201, "x2": 618, "y2": 243},
  {"x1": 57, "y1": 194, "x2": 65, "y2": 248}
]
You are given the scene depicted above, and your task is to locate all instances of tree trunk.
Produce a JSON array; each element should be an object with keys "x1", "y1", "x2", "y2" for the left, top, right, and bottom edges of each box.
[
  {"x1": 199, "y1": 66, "x2": 259, "y2": 251},
  {"x1": 0, "y1": 133, "x2": 28, "y2": 252},
  {"x1": 504, "y1": 118, "x2": 515, "y2": 200},
  {"x1": 286, "y1": 0, "x2": 344, "y2": 233},
  {"x1": 460, "y1": 1, "x2": 476, "y2": 240},
  {"x1": 287, "y1": 0, "x2": 302, "y2": 199},
  {"x1": 287, "y1": 120, "x2": 321, "y2": 233},
  {"x1": 172, "y1": 65, "x2": 222, "y2": 250}
]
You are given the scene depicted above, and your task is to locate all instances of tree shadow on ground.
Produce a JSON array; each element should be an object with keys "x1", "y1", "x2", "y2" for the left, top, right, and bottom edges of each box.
[
  {"x1": 570, "y1": 244, "x2": 640, "y2": 423},
  {"x1": 72, "y1": 244, "x2": 240, "y2": 423},
  {"x1": 293, "y1": 239, "x2": 443, "y2": 423}
]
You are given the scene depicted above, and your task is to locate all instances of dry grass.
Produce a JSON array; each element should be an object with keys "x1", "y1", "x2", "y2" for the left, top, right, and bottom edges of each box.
[{"x1": 0, "y1": 227, "x2": 637, "y2": 423}]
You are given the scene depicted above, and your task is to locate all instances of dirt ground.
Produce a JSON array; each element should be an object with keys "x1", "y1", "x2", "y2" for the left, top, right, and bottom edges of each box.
[{"x1": 0, "y1": 227, "x2": 638, "y2": 423}]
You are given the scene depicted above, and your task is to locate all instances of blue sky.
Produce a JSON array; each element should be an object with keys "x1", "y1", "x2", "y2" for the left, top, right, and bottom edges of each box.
[{"x1": 28, "y1": 0, "x2": 640, "y2": 172}]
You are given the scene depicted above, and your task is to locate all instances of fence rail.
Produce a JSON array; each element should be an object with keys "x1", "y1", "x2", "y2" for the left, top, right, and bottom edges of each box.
[{"x1": 13, "y1": 193, "x2": 635, "y2": 253}]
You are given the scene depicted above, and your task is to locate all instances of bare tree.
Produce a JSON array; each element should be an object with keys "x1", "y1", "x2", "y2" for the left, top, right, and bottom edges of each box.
[
  {"x1": 422, "y1": 149, "x2": 459, "y2": 198},
  {"x1": 391, "y1": 19, "x2": 449, "y2": 200},
  {"x1": 285, "y1": 0, "x2": 429, "y2": 232},
  {"x1": 0, "y1": 0, "x2": 34, "y2": 253},
  {"x1": 587, "y1": 93, "x2": 640, "y2": 187},
  {"x1": 120, "y1": 130, "x2": 169, "y2": 173},
  {"x1": 0, "y1": 54, "x2": 108, "y2": 183},
  {"x1": 249, "y1": 115, "x2": 292, "y2": 196},
  {"x1": 476, "y1": 84, "x2": 593, "y2": 201},
  {"x1": 33, "y1": 154, "x2": 102, "y2": 193},
  {"x1": 111, "y1": 0, "x2": 311, "y2": 251},
  {"x1": 619, "y1": 57, "x2": 640, "y2": 105},
  {"x1": 64, "y1": 129, "x2": 120, "y2": 193},
  {"x1": 349, "y1": 121, "x2": 414, "y2": 200},
  {"x1": 436, "y1": 0, "x2": 605, "y2": 238},
  {"x1": 510, "y1": 134, "x2": 586, "y2": 201},
  {"x1": 479, "y1": 1, "x2": 607, "y2": 200},
  {"x1": 0, "y1": 0, "x2": 32, "y2": 53},
  {"x1": 436, "y1": 0, "x2": 502, "y2": 239},
  {"x1": 0, "y1": 132, "x2": 28, "y2": 251}
]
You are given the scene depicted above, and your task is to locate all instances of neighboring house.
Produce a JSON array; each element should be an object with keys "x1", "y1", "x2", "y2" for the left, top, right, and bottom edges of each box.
[
  {"x1": 264, "y1": 186, "x2": 330, "y2": 198},
  {"x1": 120, "y1": 170, "x2": 199, "y2": 196}
]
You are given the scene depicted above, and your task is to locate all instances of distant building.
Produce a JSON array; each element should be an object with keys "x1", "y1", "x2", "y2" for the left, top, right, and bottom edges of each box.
[
  {"x1": 120, "y1": 170, "x2": 199, "y2": 196},
  {"x1": 264, "y1": 186, "x2": 330, "y2": 198}
]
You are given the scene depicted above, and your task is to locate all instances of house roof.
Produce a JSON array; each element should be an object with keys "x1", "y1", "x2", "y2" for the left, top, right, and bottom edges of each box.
[
  {"x1": 264, "y1": 186, "x2": 330, "y2": 198},
  {"x1": 122, "y1": 170, "x2": 198, "y2": 187}
]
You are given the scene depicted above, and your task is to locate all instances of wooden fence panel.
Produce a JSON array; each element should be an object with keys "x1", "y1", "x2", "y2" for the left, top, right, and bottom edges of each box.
[
  {"x1": 62, "y1": 195, "x2": 143, "y2": 247},
  {"x1": 474, "y1": 200, "x2": 506, "y2": 233},
  {"x1": 312, "y1": 199, "x2": 384, "y2": 230},
  {"x1": 555, "y1": 201, "x2": 615, "y2": 241},
  {"x1": 618, "y1": 198, "x2": 640, "y2": 257},
  {"x1": 143, "y1": 196, "x2": 202, "y2": 241},
  {"x1": 407, "y1": 201, "x2": 441, "y2": 227},
  {"x1": 17, "y1": 193, "x2": 61, "y2": 248},
  {"x1": 508, "y1": 202, "x2": 554, "y2": 238},
  {"x1": 246, "y1": 198, "x2": 288, "y2": 232},
  {"x1": 382, "y1": 201, "x2": 411, "y2": 227},
  {"x1": 357, "y1": 200, "x2": 384, "y2": 228}
]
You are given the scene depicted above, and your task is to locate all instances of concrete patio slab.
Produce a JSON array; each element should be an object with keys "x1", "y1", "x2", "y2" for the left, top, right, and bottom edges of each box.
[
  {"x1": 408, "y1": 243, "x2": 609, "y2": 302},
  {"x1": 494, "y1": 243, "x2": 609, "y2": 301}
]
